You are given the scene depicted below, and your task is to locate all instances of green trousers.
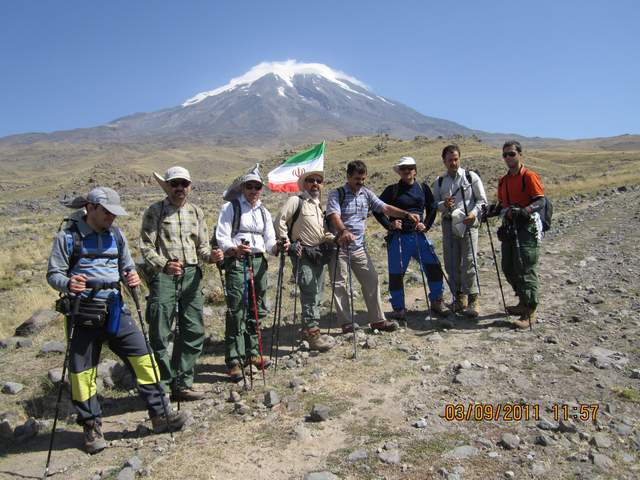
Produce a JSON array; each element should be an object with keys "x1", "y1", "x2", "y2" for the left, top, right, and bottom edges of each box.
[
  {"x1": 501, "y1": 221, "x2": 540, "y2": 308},
  {"x1": 291, "y1": 254, "x2": 326, "y2": 330},
  {"x1": 146, "y1": 265, "x2": 204, "y2": 392},
  {"x1": 224, "y1": 255, "x2": 268, "y2": 366}
]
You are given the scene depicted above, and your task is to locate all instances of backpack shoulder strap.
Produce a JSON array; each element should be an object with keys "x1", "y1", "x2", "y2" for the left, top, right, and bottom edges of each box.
[
  {"x1": 231, "y1": 199, "x2": 241, "y2": 237},
  {"x1": 338, "y1": 186, "x2": 346, "y2": 209},
  {"x1": 391, "y1": 183, "x2": 400, "y2": 204},
  {"x1": 259, "y1": 205, "x2": 267, "y2": 235},
  {"x1": 438, "y1": 176, "x2": 444, "y2": 188},
  {"x1": 66, "y1": 223, "x2": 82, "y2": 276},
  {"x1": 110, "y1": 226, "x2": 125, "y2": 274},
  {"x1": 287, "y1": 196, "x2": 304, "y2": 238}
]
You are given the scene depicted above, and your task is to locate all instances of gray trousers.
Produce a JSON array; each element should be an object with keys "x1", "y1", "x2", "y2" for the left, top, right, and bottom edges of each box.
[
  {"x1": 442, "y1": 219, "x2": 479, "y2": 296},
  {"x1": 328, "y1": 246, "x2": 386, "y2": 326}
]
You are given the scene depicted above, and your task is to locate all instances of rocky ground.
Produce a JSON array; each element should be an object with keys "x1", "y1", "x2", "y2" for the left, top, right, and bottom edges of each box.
[{"x1": 0, "y1": 185, "x2": 639, "y2": 480}]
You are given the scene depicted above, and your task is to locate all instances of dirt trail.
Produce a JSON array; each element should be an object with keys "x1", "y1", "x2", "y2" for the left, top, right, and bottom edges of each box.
[{"x1": 1, "y1": 187, "x2": 639, "y2": 480}]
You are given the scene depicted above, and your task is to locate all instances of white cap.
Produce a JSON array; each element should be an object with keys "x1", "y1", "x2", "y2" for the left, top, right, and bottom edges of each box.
[
  {"x1": 153, "y1": 166, "x2": 192, "y2": 195},
  {"x1": 393, "y1": 156, "x2": 417, "y2": 173}
]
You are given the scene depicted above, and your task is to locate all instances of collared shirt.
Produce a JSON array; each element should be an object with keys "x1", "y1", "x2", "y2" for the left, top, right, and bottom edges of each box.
[
  {"x1": 139, "y1": 198, "x2": 210, "y2": 273},
  {"x1": 47, "y1": 216, "x2": 136, "y2": 297},
  {"x1": 216, "y1": 195, "x2": 277, "y2": 255},
  {"x1": 274, "y1": 192, "x2": 332, "y2": 246},
  {"x1": 432, "y1": 167, "x2": 488, "y2": 219},
  {"x1": 325, "y1": 184, "x2": 386, "y2": 250}
]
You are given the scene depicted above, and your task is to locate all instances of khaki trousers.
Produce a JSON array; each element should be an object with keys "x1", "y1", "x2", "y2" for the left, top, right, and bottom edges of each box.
[{"x1": 328, "y1": 246, "x2": 386, "y2": 326}]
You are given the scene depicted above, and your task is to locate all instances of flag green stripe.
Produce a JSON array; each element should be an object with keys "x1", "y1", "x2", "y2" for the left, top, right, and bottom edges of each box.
[{"x1": 281, "y1": 142, "x2": 324, "y2": 166}]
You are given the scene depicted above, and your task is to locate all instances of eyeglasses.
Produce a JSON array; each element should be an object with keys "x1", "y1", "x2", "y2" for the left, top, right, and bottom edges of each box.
[
  {"x1": 169, "y1": 179, "x2": 191, "y2": 188},
  {"x1": 305, "y1": 177, "x2": 323, "y2": 184},
  {"x1": 502, "y1": 151, "x2": 518, "y2": 158},
  {"x1": 245, "y1": 183, "x2": 263, "y2": 191}
]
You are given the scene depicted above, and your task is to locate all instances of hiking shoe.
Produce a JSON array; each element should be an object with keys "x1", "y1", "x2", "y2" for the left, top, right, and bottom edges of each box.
[
  {"x1": 151, "y1": 409, "x2": 190, "y2": 434},
  {"x1": 512, "y1": 307, "x2": 537, "y2": 330},
  {"x1": 387, "y1": 309, "x2": 406, "y2": 321},
  {"x1": 449, "y1": 294, "x2": 467, "y2": 313},
  {"x1": 506, "y1": 300, "x2": 527, "y2": 316},
  {"x1": 227, "y1": 362, "x2": 244, "y2": 382},
  {"x1": 430, "y1": 298, "x2": 450, "y2": 317},
  {"x1": 171, "y1": 387, "x2": 204, "y2": 402},
  {"x1": 341, "y1": 322, "x2": 361, "y2": 334},
  {"x1": 247, "y1": 355, "x2": 271, "y2": 369},
  {"x1": 464, "y1": 294, "x2": 480, "y2": 318},
  {"x1": 303, "y1": 328, "x2": 333, "y2": 352},
  {"x1": 83, "y1": 418, "x2": 107, "y2": 454},
  {"x1": 369, "y1": 319, "x2": 399, "y2": 332}
]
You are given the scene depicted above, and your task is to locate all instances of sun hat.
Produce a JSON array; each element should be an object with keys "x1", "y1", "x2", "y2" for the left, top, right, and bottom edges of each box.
[{"x1": 393, "y1": 156, "x2": 417, "y2": 174}]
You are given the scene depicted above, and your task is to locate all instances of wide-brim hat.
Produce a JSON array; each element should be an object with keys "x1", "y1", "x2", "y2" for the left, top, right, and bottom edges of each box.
[
  {"x1": 393, "y1": 156, "x2": 417, "y2": 174},
  {"x1": 223, "y1": 164, "x2": 262, "y2": 201},
  {"x1": 153, "y1": 166, "x2": 192, "y2": 196},
  {"x1": 297, "y1": 170, "x2": 324, "y2": 191}
]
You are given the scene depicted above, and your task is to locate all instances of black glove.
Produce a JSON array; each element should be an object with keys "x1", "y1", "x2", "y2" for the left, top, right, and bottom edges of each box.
[
  {"x1": 288, "y1": 240, "x2": 302, "y2": 258},
  {"x1": 509, "y1": 206, "x2": 530, "y2": 220},
  {"x1": 484, "y1": 203, "x2": 502, "y2": 218}
]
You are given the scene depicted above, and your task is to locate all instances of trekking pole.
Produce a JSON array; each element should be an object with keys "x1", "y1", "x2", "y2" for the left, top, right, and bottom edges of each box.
[
  {"x1": 510, "y1": 217, "x2": 532, "y2": 331},
  {"x1": 43, "y1": 295, "x2": 81, "y2": 480},
  {"x1": 459, "y1": 183, "x2": 481, "y2": 299},
  {"x1": 480, "y1": 208, "x2": 509, "y2": 320},
  {"x1": 128, "y1": 285, "x2": 174, "y2": 439},
  {"x1": 172, "y1": 265, "x2": 183, "y2": 411},
  {"x1": 394, "y1": 230, "x2": 406, "y2": 324},
  {"x1": 269, "y1": 242, "x2": 285, "y2": 361},
  {"x1": 325, "y1": 243, "x2": 340, "y2": 335},
  {"x1": 291, "y1": 251, "x2": 301, "y2": 353},
  {"x1": 346, "y1": 246, "x2": 357, "y2": 360},
  {"x1": 272, "y1": 246, "x2": 286, "y2": 374},
  {"x1": 413, "y1": 231, "x2": 433, "y2": 324},
  {"x1": 247, "y1": 253, "x2": 267, "y2": 388},
  {"x1": 241, "y1": 252, "x2": 254, "y2": 390},
  {"x1": 425, "y1": 239, "x2": 454, "y2": 299}
]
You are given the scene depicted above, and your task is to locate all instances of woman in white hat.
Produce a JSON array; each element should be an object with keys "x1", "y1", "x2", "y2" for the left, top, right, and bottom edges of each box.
[{"x1": 373, "y1": 157, "x2": 449, "y2": 321}]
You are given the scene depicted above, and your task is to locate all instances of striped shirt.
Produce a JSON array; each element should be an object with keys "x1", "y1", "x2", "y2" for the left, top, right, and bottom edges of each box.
[
  {"x1": 325, "y1": 184, "x2": 386, "y2": 250},
  {"x1": 47, "y1": 217, "x2": 135, "y2": 300},
  {"x1": 139, "y1": 198, "x2": 210, "y2": 273}
]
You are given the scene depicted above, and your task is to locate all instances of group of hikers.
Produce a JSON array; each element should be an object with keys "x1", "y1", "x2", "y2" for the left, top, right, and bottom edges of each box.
[{"x1": 44, "y1": 139, "x2": 547, "y2": 456}]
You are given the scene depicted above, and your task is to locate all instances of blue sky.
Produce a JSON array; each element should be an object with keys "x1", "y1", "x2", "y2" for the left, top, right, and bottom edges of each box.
[{"x1": 1, "y1": 0, "x2": 638, "y2": 139}]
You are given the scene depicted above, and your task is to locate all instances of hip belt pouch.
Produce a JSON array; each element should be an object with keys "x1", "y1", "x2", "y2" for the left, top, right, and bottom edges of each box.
[
  {"x1": 75, "y1": 298, "x2": 108, "y2": 328},
  {"x1": 106, "y1": 291, "x2": 123, "y2": 335}
]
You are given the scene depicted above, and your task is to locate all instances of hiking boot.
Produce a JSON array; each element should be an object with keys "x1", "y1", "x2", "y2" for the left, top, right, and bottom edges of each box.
[
  {"x1": 303, "y1": 328, "x2": 333, "y2": 352},
  {"x1": 369, "y1": 319, "x2": 399, "y2": 332},
  {"x1": 171, "y1": 387, "x2": 204, "y2": 402},
  {"x1": 387, "y1": 309, "x2": 406, "y2": 321},
  {"x1": 506, "y1": 300, "x2": 527, "y2": 316},
  {"x1": 449, "y1": 294, "x2": 467, "y2": 314},
  {"x1": 247, "y1": 355, "x2": 271, "y2": 369},
  {"x1": 464, "y1": 294, "x2": 480, "y2": 318},
  {"x1": 151, "y1": 408, "x2": 190, "y2": 434},
  {"x1": 83, "y1": 418, "x2": 107, "y2": 454},
  {"x1": 341, "y1": 322, "x2": 361, "y2": 334},
  {"x1": 430, "y1": 298, "x2": 450, "y2": 317},
  {"x1": 227, "y1": 361, "x2": 243, "y2": 382},
  {"x1": 512, "y1": 307, "x2": 537, "y2": 330}
]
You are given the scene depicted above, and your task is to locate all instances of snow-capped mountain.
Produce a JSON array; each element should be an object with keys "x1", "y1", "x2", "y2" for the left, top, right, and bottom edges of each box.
[{"x1": 1, "y1": 60, "x2": 478, "y2": 146}]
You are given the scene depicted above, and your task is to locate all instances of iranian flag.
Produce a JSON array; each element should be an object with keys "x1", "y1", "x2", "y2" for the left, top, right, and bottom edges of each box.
[{"x1": 267, "y1": 142, "x2": 325, "y2": 192}]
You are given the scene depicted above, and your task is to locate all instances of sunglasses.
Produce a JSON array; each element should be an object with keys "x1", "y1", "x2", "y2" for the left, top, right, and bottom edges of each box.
[
  {"x1": 305, "y1": 177, "x2": 323, "y2": 184},
  {"x1": 502, "y1": 151, "x2": 518, "y2": 158},
  {"x1": 169, "y1": 179, "x2": 191, "y2": 188},
  {"x1": 399, "y1": 166, "x2": 415, "y2": 171},
  {"x1": 245, "y1": 183, "x2": 263, "y2": 191}
]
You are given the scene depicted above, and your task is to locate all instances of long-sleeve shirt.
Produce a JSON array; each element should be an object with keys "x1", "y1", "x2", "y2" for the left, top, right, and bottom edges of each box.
[
  {"x1": 431, "y1": 168, "x2": 488, "y2": 220},
  {"x1": 216, "y1": 195, "x2": 277, "y2": 255},
  {"x1": 47, "y1": 216, "x2": 135, "y2": 299},
  {"x1": 273, "y1": 193, "x2": 332, "y2": 246},
  {"x1": 325, "y1": 184, "x2": 386, "y2": 250},
  {"x1": 373, "y1": 180, "x2": 436, "y2": 232},
  {"x1": 139, "y1": 198, "x2": 210, "y2": 274}
]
